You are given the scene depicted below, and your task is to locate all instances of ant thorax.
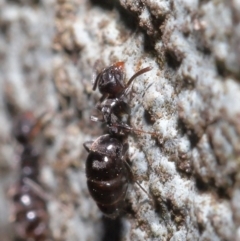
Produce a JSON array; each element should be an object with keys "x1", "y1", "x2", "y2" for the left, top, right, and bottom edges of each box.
[{"x1": 95, "y1": 97, "x2": 130, "y2": 134}]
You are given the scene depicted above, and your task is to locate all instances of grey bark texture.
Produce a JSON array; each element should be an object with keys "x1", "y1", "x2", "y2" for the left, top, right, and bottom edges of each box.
[{"x1": 0, "y1": 0, "x2": 240, "y2": 241}]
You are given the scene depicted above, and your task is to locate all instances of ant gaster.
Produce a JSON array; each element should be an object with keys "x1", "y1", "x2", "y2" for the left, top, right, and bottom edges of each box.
[
  {"x1": 84, "y1": 62, "x2": 153, "y2": 218},
  {"x1": 10, "y1": 112, "x2": 50, "y2": 241},
  {"x1": 84, "y1": 134, "x2": 129, "y2": 219}
]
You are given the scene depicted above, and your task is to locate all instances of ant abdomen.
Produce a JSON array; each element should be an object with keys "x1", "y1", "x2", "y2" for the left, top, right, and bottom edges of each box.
[
  {"x1": 11, "y1": 182, "x2": 49, "y2": 241},
  {"x1": 87, "y1": 170, "x2": 128, "y2": 218},
  {"x1": 84, "y1": 134, "x2": 129, "y2": 219}
]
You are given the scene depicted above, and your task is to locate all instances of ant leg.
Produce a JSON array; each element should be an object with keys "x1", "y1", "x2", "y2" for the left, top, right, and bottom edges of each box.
[
  {"x1": 90, "y1": 104, "x2": 106, "y2": 123},
  {"x1": 111, "y1": 122, "x2": 157, "y2": 137},
  {"x1": 90, "y1": 115, "x2": 104, "y2": 122},
  {"x1": 92, "y1": 71, "x2": 102, "y2": 91},
  {"x1": 131, "y1": 127, "x2": 157, "y2": 137},
  {"x1": 122, "y1": 143, "x2": 129, "y2": 156},
  {"x1": 124, "y1": 160, "x2": 153, "y2": 203},
  {"x1": 114, "y1": 101, "x2": 131, "y2": 115},
  {"x1": 99, "y1": 94, "x2": 109, "y2": 103},
  {"x1": 22, "y1": 177, "x2": 51, "y2": 201},
  {"x1": 142, "y1": 82, "x2": 154, "y2": 98}
]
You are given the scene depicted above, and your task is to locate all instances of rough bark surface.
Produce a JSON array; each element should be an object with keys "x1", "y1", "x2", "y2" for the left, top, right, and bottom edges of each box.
[{"x1": 0, "y1": 0, "x2": 240, "y2": 241}]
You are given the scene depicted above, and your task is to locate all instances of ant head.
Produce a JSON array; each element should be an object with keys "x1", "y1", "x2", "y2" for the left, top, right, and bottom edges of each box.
[
  {"x1": 93, "y1": 62, "x2": 126, "y2": 97},
  {"x1": 13, "y1": 111, "x2": 48, "y2": 145}
]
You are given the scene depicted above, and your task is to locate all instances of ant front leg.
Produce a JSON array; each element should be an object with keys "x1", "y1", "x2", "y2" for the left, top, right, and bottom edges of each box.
[
  {"x1": 122, "y1": 143, "x2": 129, "y2": 157},
  {"x1": 90, "y1": 99, "x2": 114, "y2": 124}
]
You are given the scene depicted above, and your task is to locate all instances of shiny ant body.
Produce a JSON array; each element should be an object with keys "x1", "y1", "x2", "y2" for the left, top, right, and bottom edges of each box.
[
  {"x1": 84, "y1": 62, "x2": 153, "y2": 218},
  {"x1": 10, "y1": 112, "x2": 50, "y2": 241},
  {"x1": 84, "y1": 134, "x2": 129, "y2": 219}
]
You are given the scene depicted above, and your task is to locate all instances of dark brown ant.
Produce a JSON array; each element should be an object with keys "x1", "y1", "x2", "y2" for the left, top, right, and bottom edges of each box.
[
  {"x1": 91, "y1": 61, "x2": 153, "y2": 136},
  {"x1": 10, "y1": 112, "x2": 50, "y2": 241},
  {"x1": 83, "y1": 62, "x2": 154, "y2": 218}
]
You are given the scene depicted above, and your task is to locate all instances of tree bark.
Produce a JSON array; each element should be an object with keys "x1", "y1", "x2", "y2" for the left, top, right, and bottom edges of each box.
[{"x1": 0, "y1": 0, "x2": 239, "y2": 240}]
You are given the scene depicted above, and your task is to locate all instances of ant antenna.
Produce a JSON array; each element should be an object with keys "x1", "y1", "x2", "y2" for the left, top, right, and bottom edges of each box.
[
  {"x1": 92, "y1": 59, "x2": 104, "y2": 91},
  {"x1": 92, "y1": 72, "x2": 101, "y2": 91},
  {"x1": 127, "y1": 67, "x2": 152, "y2": 88},
  {"x1": 123, "y1": 66, "x2": 152, "y2": 98}
]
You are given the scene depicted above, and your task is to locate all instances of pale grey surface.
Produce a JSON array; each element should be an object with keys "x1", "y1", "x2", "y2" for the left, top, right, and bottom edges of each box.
[{"x1": 0, "y1": 0, "x2": 240, "y2": 241}]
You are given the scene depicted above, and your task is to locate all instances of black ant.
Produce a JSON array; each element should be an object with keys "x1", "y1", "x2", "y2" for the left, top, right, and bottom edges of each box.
[
  {"x1": 10, "y1": 112, "x2": 50, "y2": 241},
  {"x1": 84, "y1": 62, "x2": 154, "y2": 218}
]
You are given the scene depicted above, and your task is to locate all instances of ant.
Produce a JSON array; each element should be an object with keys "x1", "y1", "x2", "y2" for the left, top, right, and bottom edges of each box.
[
  {"x1": 84, "y1": 62, "x2": 154, "y2": 218},
  {"x1": 10, "y1": 112, "x2": 50, "y2": 241}
]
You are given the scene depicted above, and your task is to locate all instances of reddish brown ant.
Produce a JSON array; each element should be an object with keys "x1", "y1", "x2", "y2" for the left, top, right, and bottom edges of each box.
[
  {"x1": 84, "y1": 62, "x2": 154, "y2": 218},
  {"x1": 10, "y1": 112, "x2": 50, "y2": 241}
]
